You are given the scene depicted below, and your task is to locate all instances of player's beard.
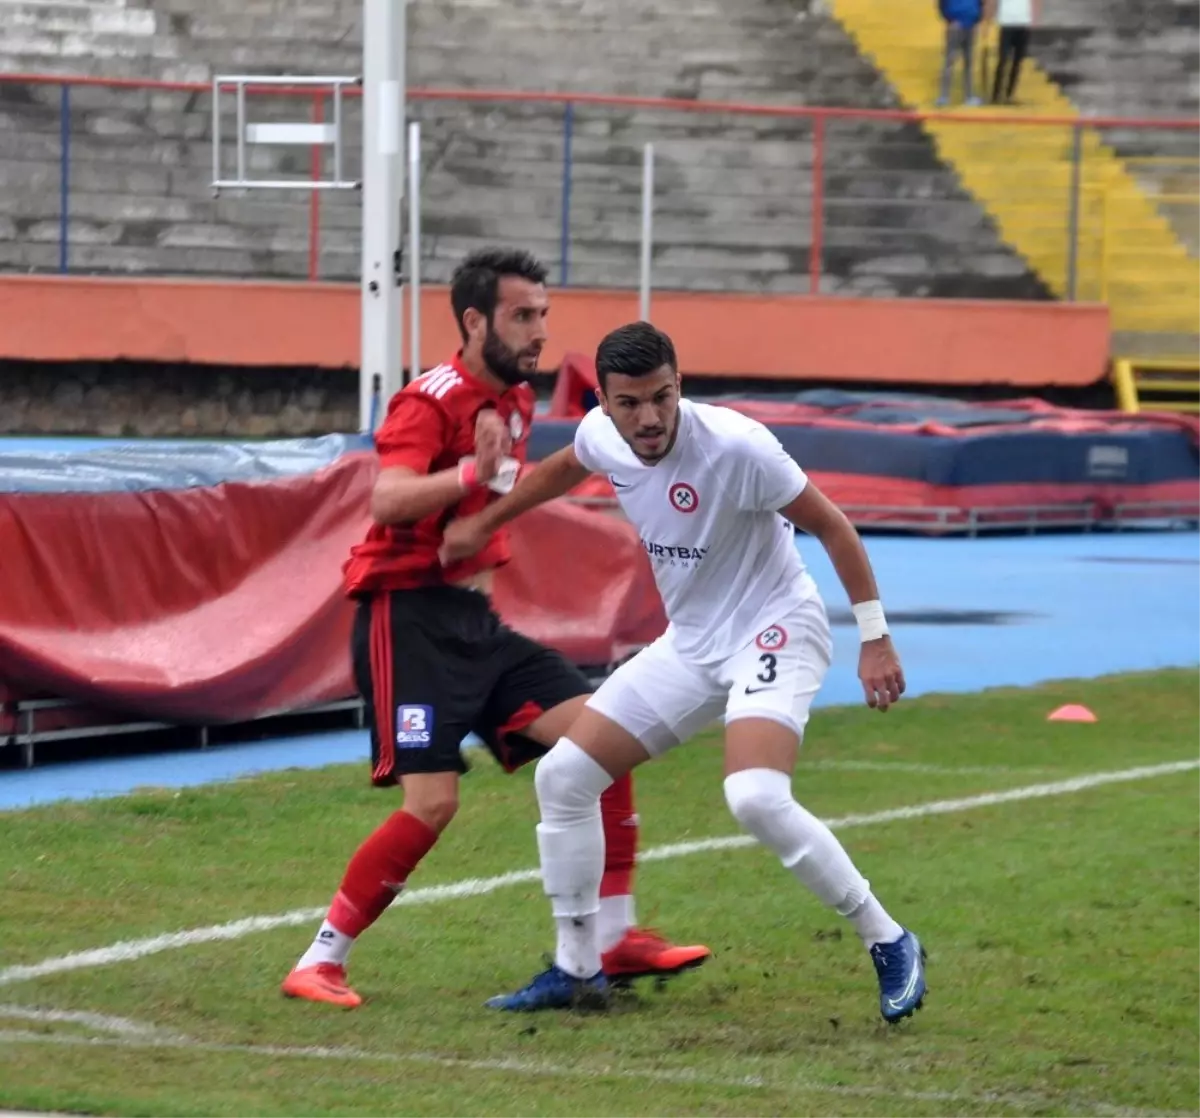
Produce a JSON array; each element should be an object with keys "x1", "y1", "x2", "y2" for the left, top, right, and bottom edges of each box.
[
  {"x1": 483, "y1": 326, "x2": 536, "y2": 387},
  {"x1": 633, "y1": 409, "x2": 679, "y2": 463}
]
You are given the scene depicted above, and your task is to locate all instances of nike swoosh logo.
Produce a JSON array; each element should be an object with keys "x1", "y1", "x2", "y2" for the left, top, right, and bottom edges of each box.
[
  {"x1": 886, "y1": 954, "x2": 923, "y2": 1010},
  {"x1": 611, "y1": 479, "x2": 631, "y2": 488},
  {"x1": 744, "y1": 686, "x2": 775, "y2": 695}
]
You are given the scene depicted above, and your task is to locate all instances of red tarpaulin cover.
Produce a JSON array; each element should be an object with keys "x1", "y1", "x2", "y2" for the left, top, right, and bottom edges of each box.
[{"x1": 0, "y1": 453, "x2": 665, "y2": 724}]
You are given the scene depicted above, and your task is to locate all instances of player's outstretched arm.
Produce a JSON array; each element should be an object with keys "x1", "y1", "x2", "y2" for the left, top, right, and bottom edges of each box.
[
  {"x1": 371, "y1": 410, "x2": 510, "y2": 526},
  {"x1": 370, "y1": 465, "x2": 476, "y2": 526},
  {"x1": 439, "y1": 445, "x2": 592, "y2": 564},
  {"x1": 781, "y1": 482, "x2": 906, "y2": 712}
]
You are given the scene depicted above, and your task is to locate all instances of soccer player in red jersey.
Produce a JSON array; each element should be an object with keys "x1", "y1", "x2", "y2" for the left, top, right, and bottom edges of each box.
[{"x1": 281, "y1": 248, "x2": 710, "y2": 1008}]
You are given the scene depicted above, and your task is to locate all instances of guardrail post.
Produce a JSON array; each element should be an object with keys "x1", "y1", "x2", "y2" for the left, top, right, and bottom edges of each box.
[
  {"x1": 639, "y1": 142, "x2": 654, "y2": 320},
  {"x1": 1066, "y1": 121, "x2": 1083, "y2": 301},
  {"x1": 59, "y1": 82, "x2": 70, "y2": 273},
  {"x1": 810, "y1": 115, "x2": 825, "y2": 294},
  {"x1": 559, "y1": 101, "x2": 574, "y2": 286},
  {"x1": 309, "y1": 91, "x2": 322, "y2": 281}
]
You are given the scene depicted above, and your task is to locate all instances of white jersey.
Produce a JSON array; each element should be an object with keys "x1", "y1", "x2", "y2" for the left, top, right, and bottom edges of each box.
[
  {"x1": 574, "y1": 399, "x2": 820, "y2": 666},
  {"x1": 997, "y1": 0, "x2": 1033, "y2": 24}
]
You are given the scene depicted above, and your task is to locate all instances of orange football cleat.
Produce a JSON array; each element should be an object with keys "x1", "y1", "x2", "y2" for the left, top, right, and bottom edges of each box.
[
  {"x1": 601, "y1": 928, "x2": 712, "y2": 981},
  {"x1": 281, "y1": 962, "x2": 363, "y2": 1009}
]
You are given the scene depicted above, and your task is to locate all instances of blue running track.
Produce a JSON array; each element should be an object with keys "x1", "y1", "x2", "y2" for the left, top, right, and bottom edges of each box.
[{"x1": 3, "y1": 528, "x2": 1195, "y2": 811}]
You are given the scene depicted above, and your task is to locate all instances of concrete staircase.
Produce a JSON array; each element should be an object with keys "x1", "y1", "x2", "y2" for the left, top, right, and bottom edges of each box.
[
  {"x1": 1039, "y1": 0, "x2": 1200, "y2": 354},
  {"x1": 827, "y1": 0, "x2": 1198, "y2": 350},
  {"x1": 0, "y1": 0, "x2": 1049, "y2": 298}
]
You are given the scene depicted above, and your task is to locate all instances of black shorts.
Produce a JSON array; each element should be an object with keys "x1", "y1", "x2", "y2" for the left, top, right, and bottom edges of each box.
[{"x1": 351, "y1": 586, "x2": 592, "y2": 785}]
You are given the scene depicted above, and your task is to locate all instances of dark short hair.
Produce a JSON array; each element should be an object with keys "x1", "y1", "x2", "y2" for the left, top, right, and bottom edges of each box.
[
  {"x1": 449, "y1": 247, "x2": 548, "y2": 339},
  {"x1": 595, "y1": 321, "x2": 678, "y2": 390}
]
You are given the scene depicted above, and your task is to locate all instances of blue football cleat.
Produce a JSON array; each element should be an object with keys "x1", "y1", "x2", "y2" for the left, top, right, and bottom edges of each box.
[
  {"x1": 485, "y1": 962, "x2": 610, "y2": 1012},
  {"x1": 870, "y1": 929, "x2": 928, "y2": 1023}
]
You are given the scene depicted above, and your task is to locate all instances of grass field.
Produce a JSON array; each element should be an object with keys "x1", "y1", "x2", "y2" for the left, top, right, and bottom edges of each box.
[{"x1": 2, "y1": 670, "x2": 1197, "y2": 1117}]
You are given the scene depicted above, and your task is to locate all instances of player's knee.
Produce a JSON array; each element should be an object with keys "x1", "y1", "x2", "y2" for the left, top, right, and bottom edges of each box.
[
  {"x1": 399, "y1": 778, "x2": 460, "y2": 834},
  {"x1": 534, "y1": 738, "x2": 613, "y2": 822},
  {"x1": 723, "y1": 768, "x2": 795, "y2": 839},
  {"x1": 405, "y1": 797, "x2": 458, "y2": 833}
]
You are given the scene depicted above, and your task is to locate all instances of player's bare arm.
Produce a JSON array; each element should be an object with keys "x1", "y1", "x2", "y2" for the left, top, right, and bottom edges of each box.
[
  {"x1": 781, "y1": 482, "x2": 906, "y2": 712},
  {"x1": 439, "y1": 445, "x2": 592, "y2": 563},
  {"x1": 370, "y1": 411, "x2": 512, "y2": 527},
  {"x1": 370, "y1": 466, "x2": 468, "y2": 526}
]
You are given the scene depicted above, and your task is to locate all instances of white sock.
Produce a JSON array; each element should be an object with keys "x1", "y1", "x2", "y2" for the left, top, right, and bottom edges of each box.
[
  {"x1": 555, "y1": 913, "x2": 601, "y2": 978},
  {"x1": 725, "y1": 769, "x2": 872, "y2": 911},
  {"x1": 597, "y1": 894, "x2": 636, "y2": 953},
  {"x1": 296, "y1": 920, "x2": 354, "y2": 969},
  {"x1": 723, "y1": 770, "x2": 906, "y2": 947},
  {"x1": 846, "y1": 894, "x2": 905, "y2": 948},
  {"x1": 535, "y1": 738, "x2": 614, "y2": 979}
]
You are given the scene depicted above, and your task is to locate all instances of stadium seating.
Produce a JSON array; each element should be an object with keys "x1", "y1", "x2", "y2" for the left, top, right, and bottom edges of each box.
[
  {"x1": 1038, "y1": 0, "x2": 1198, "y2": 140},
  {"x1": 0, "y1": 0, "x2": 1049, "y2": 297}
]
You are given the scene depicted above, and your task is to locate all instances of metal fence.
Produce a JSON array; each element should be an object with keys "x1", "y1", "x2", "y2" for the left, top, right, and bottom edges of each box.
[{"x1": 0, "y1": 72, "x2": 1196, "y2": 311}]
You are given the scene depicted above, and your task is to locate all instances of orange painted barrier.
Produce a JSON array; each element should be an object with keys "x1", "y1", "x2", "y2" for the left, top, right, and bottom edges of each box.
[{"x1": 0, "y1": 275, "x2": 1111, "y2": 388}]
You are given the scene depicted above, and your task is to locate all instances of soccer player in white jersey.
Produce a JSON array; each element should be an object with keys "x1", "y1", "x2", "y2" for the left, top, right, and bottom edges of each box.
[{"x1": 439, "y1": 321, "x2": 927, "y2": 1023}]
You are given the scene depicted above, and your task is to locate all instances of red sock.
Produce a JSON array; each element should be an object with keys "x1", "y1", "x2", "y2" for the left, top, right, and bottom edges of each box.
[
  {"x1": 599, "y1": 772, "x2": 638, "y2": 898},
  {"x1": 326, "y1": 810, "x2": 439, "y2": 938}
]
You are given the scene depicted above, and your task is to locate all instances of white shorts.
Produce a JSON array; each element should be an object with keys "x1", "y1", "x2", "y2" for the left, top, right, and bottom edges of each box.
[{"x1": 586, "y1": 597, "x2": 833, "y2": 757}]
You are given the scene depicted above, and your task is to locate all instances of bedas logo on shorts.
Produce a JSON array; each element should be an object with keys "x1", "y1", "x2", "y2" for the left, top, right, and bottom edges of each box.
[{"x1": 397, "y1": 705, "x2": 433, "y2": 747}]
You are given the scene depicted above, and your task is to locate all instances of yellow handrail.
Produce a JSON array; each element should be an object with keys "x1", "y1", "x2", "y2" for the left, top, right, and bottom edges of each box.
[
  {"x1": 1112, "y1": 359, "x2": 1140, "y2": 413},
  {"x1": 1111, "y1": 356, "x2": 1200, "y2": 415}
]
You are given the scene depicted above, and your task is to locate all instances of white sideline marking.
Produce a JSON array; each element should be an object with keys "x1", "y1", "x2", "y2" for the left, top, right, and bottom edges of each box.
[
  {"x1": 0, "y1": 1029, "x2": 1185, "y2": 1117},
  {"x1": 465, "y1": 742, "x2": 1056, "y2": 778},
  {"x1": 0, "y1": 1005, "x2": 170, "y2": 1039},
  {"x1": 1, "y1": 759, "x2": 1195, "y2": 990},
  {"x1": 798, "y1": 759, "x2": 1060, "y2": 777}
]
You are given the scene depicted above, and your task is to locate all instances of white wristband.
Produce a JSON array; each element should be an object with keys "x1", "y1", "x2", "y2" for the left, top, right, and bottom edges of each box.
[
  {"x1": 852, "y1": 600, "x2": 889, "y2": 643},
  {"x1": 486, "y1": 456, "x2": 520, "y2": 495},
  {"x1": 457, "y1": 456, "x2": 520, "y2": 495}
]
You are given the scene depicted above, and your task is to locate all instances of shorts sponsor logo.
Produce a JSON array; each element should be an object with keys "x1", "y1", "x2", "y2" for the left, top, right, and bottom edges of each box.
[
  {"x1": 756, "y1": 625, "x2": 788, "y2": 651},
  {"x1": 668, "y1": 482, "x2": 699, "y2": 514},
  {"x1": 397, "y1": 705, "x2": 433, "y2": 747}
]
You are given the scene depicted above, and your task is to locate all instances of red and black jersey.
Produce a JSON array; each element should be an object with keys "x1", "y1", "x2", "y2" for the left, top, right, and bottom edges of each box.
[{"x1": 343, "y1": 353, "x2": 536, "y2": 595}]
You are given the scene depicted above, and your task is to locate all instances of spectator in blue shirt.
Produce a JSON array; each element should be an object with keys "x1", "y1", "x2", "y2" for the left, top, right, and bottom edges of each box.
[{"x1": 937, "y1": 0, "x2": 985, "y2": 106}]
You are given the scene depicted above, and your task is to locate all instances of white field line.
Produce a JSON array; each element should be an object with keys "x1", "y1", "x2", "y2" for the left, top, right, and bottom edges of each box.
[
  {"x1": 465, "y1": 742, "x2": 1061, "y2": 779},
  {"x1": 0, "y1": 1028, "x2": 1188, "y2": 1117},
  {"x1": 797, "y1": 759, "x2": 1061, "y2": 776},
  {"x1": 1, "y1": 759, "x2": 1195, "y2": 991},
  {"x1": 0, "y1": 1004, "x2": 173, "y2": 1038}
]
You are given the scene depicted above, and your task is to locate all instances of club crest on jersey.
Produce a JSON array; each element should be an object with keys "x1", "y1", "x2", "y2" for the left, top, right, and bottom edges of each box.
[
  {"x1": 756, "y1": 625, "x2": 788, "y2": 652},
  {"x1": 668, "y1": 482, "x2": 699, "y2": 514},
  {"x1": 508, "y1": 411, "x2": 524, "y2": 442},
  {"x1": 396, "y1": 705, "x2": 433, "y2": 747}
]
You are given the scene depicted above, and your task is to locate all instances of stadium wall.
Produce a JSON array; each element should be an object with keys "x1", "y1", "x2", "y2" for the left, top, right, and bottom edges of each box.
[{"x1": 0, "y1": 275, "x2": 1112, "y2": 437}]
